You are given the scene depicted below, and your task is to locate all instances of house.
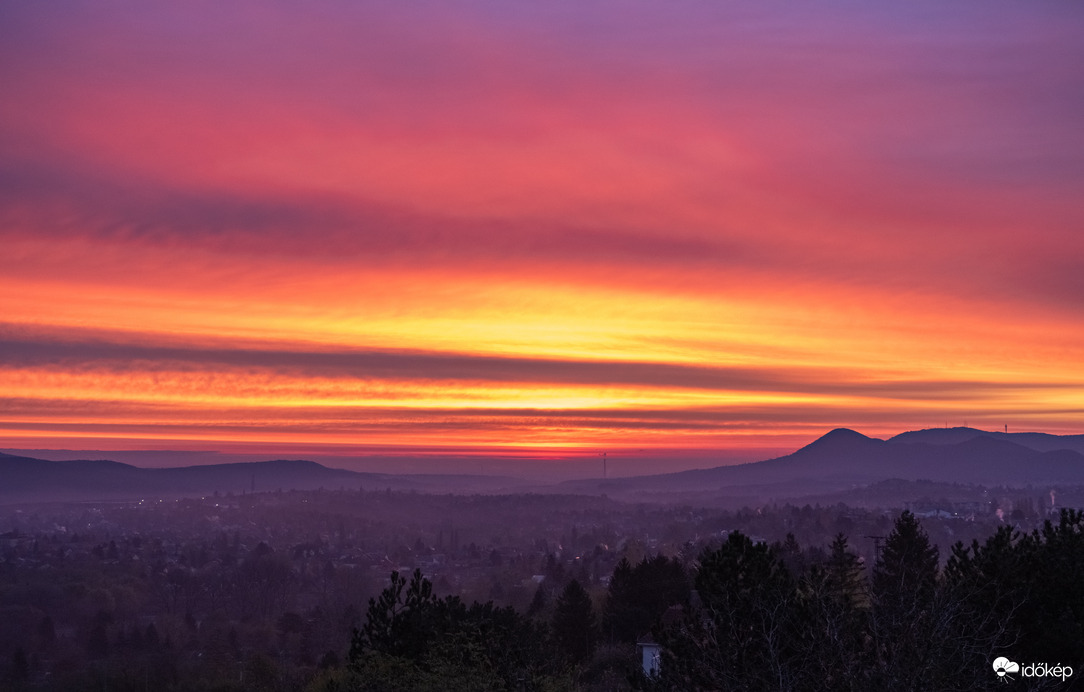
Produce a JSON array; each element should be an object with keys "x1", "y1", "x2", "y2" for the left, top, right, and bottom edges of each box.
[
  {"x1": 636, "y1": 633, "x2": 660, "y2": 677},
  {"x1": 635, "y1": 604, "x2": 685, "y2": 676}
]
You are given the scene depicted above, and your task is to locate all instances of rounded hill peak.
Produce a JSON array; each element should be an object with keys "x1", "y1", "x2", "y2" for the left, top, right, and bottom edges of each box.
[
  {"x1": 817, "y1": 428, "x2": 872, "y2": 444},
  {"x1": 793, "y1": 428, "x2": 882, "y2": 457}
]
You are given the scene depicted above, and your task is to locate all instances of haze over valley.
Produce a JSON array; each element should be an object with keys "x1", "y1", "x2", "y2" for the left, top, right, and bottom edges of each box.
[{"x1": 5, "y1": 426, "x2": 1084, "y2": 506}]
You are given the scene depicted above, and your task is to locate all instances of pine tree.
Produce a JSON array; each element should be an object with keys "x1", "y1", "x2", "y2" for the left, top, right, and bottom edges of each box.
[
  {"x1": 1015, "y1": 509, "x2": 1084, "y2": 665},
  {"x1": 825, "y1": 533, "x2": 866, "y2": 610},
  {"x1": 869, "y1": 511, "x2": 941, "y2": 690},
  {"x1": 602, "y1": 555, "x2": 689, "y2": 644},
  {"x1": 942, "y1": 524, "x2": 1030, "y2": 682},
  {"x1": 526, "y1": 583, "x2": 548, "y2": 618},
  {"x1": 351, "y1": 569, "x2": 448, "y2": 660},
  {"x1": 872, "y1": 511, "x2": 938, "y2": 611},
  {"x1": 552, "y1": 579, "x2": 597, "y2": 664},
  {"x1": 797, "y1": 533, "x2": 868, "y2": 691},
  {"x1": 656, "y1": 531, "x2": 798, "y2": 691}
]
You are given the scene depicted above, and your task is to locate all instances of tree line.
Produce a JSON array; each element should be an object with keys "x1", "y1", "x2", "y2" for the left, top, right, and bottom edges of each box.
[{"x1": 312, "y1": 510, "x2": 1084, "y2": 691}]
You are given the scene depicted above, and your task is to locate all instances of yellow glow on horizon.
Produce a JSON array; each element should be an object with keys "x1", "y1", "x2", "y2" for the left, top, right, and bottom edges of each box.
[
  {"x1": 4, "y1": 2, "x2": 1084, "y2": 460},
  {"x1": 4, "y1": 246, "x2": 1084, "y2": 456}
]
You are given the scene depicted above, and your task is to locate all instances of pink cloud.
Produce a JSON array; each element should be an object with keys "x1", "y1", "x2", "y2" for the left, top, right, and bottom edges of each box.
[{"x1": 3, "y1": 1, "x2": 1083, "y2": 452}]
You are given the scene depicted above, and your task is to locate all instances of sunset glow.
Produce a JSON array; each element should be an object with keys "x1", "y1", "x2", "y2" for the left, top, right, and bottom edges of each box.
[{"x1": 3, "y1": 2, "x2": 1083, "y2": 465}]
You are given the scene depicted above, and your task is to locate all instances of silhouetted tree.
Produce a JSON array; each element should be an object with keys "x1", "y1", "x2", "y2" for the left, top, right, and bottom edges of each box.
[
  {"x1": 342, "y1": 570, "x2": 571, "y2": 691},
  {"x1": 774, "y1": 532, "x2": 805, "y2": 575},
  {"x1": 603, "y1": 555, "x2": 689, "y2": 644},
  {"x1": 1025, "y1": 509, "x2": 1084, "y2": 664},
  {"x1": 552, "y1": 579, "x2": 597, "y2": 664},
  {"x1": 796, "y1": 533, "x2": 868, "y2": 691},
  {"x1": 871, "y1": 511, "x2": 938, "y2": 612},
  {"x1": 654, "y1": 531, "x2": 798, "y2": 691},
  {"x1": 868, "y1": 511, "x2": 943, "y2": 690},
  {"x1": 526, "y1": 583, "x2": 548, "y2": 618}
]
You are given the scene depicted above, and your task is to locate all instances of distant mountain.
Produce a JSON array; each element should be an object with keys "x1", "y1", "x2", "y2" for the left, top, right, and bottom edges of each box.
[
  {"x1": 558, "y1": 428, "x2": 1084, "y2": 499},
  {"x1": 0, "y1": 453, "x2": 526, "y2": 504},
  {"x1": 0, "y1": 453, "x2": 364, "y2": 503},
  {"x1": 6, "y1": 426, "x2": 1084, "y2": 505},
  {"x1": 890, "y1": 427, "x2": 1084, "y2": 455}
]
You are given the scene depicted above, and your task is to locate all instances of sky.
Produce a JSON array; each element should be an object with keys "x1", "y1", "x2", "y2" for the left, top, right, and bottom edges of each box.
[{"x1": 2, "y1": 1, "x2": 1083, "y2": 469}]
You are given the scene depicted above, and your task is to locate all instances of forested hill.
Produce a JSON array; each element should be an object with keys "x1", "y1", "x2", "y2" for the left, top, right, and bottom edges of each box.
[
  {"x1": 559, "y1": 427, "x2": 1084, "y2": 498},
  {"x1": 0, "y1": 453, "x2": 522, "y2": 503},
  {"x1": 890, "y1": 426, "x2": 1084, "y2": 454},
  {"x1": 6, "y1": 426, "x2": 1084, "y2": 504},
  {"x1": 0, "y1": 453, "x2": 355, "y2": 502}
]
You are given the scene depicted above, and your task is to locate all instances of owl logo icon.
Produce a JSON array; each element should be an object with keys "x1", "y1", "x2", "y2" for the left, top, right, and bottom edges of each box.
[{"x1": 993, "y1": 657, "x2": 1020, "y2": 681}]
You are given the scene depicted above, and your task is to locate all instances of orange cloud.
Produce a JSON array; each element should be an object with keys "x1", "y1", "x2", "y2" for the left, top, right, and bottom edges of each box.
[{"x1": 2, "y1": 2, "x2": 1083, "y2": 460}]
